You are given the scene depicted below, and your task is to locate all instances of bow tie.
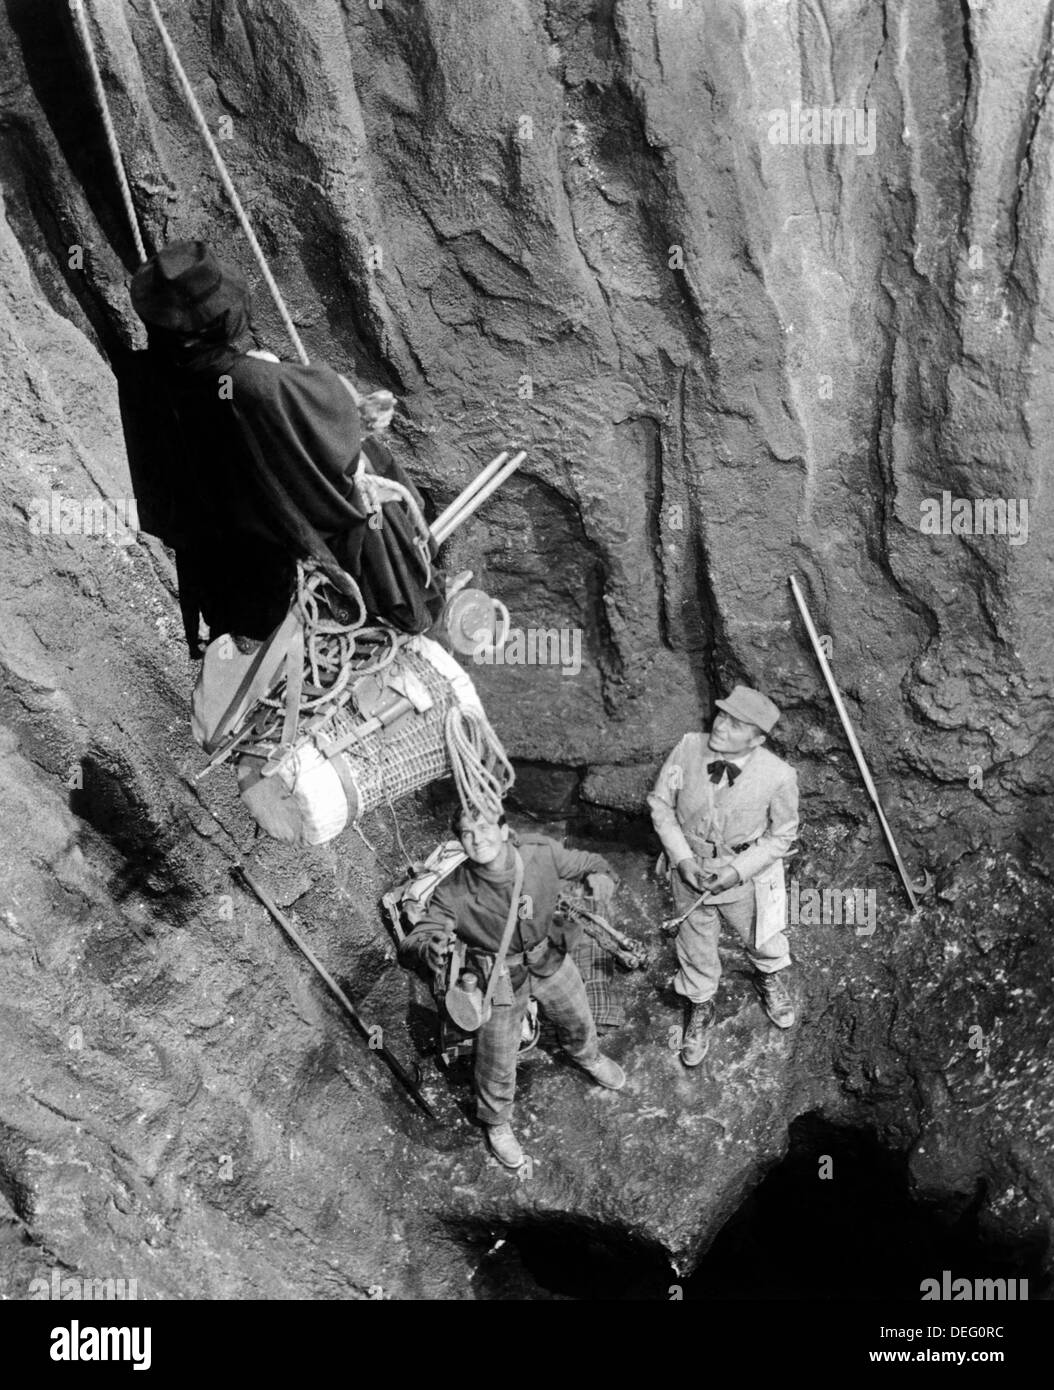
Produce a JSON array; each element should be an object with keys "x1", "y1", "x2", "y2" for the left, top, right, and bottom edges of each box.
[{"x1": 708, "y1": 759, "x2": 741, "y2": 787}]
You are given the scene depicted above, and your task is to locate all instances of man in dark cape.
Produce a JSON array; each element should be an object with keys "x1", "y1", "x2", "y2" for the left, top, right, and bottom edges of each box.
[{"x1": 118, "y1": 240, "x2": 442, "y2": 657}]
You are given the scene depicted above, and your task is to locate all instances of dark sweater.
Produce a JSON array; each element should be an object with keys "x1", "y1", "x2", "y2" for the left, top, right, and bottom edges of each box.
[{"x1": 400, "y1": 833, "x2": 614, "y2": 987}]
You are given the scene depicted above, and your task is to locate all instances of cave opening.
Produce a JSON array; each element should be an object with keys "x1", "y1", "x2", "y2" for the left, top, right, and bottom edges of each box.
[{"x1": 466, "y1": 1113, "x2": 1050, "y2": 1300}]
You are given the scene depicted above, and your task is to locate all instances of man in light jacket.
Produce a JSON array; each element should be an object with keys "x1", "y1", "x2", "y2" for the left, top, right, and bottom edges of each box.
[{"x1": 648, "y1": 685, "x2": 799, "y2": 1067}]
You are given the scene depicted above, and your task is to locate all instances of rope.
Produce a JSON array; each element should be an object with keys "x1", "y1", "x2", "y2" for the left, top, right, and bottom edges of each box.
[
  {"x1": 444, "y1": 706, "x2": 515, "y2": 824},
  {"x1": 145, "y1": 0, "x2": 310, "y2": 365},
  {"x1": 70, "y1": 0, "x2": 147, "y2": 264},
  {"x1": 258, "y1": 565, "x2": 400, "y2": 731},
  {"x1": 353, "y1": 462, "x2": 434, "y2": 588}
]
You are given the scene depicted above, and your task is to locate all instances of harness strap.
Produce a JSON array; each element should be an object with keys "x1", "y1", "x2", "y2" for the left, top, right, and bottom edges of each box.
[{"x1": 479, "y1": 850, "x2": 525, "y2": 1022}]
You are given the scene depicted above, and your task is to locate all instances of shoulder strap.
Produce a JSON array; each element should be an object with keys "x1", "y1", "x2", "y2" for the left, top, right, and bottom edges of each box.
[{"x1": 480, "y1": 849, "x2": 525, "y2": 1018}]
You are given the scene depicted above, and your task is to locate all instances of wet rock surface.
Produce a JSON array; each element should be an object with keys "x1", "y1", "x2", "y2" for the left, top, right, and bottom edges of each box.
[{"x1": 0, "y1": 0, "x2": 1051, "y2": 1298}]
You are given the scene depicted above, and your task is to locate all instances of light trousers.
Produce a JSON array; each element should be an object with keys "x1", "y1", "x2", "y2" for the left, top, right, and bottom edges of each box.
[{"x1": 671, "y1": 873, "x2": 791, "y2": 1004}]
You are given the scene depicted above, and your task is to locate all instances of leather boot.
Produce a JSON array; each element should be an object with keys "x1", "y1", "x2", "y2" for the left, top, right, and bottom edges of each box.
[
  {"x1": 680, "y1": 999, "x2": 716, "y2": 1067},
  {"x1": 578, "y1": 1054, "x2": 627, "y2": 1090},
  {"x1": 484, "y1": 1122, "x2": 525, "y2": 1169},
  {"x1": 754, "y1": 970, "x2": 795, "y2": 1028}
]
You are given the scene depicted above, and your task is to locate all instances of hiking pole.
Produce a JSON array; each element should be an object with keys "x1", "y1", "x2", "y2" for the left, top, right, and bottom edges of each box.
[
  {"x1": 178, "y1": 774, "x2": 436, "y2": 1119},
  {"x1": 232, "y1": 867, "x2": 437, "y2": 1119},
  {"x1": 789, "y1": 574, "x2": 923, "y2": 912}
]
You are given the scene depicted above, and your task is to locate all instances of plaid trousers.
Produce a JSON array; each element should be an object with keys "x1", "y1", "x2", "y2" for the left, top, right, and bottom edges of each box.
[{"x1": 475, "y1": 953, "x2": 599, "y2": 1126}]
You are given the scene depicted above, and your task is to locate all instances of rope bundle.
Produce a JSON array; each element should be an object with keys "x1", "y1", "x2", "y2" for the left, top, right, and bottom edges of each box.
[
  {"x1": 258, "y1": 565, "x2": 400, "y2": 733},
  {"x1": 445, "y1": 705, "x2": 515, "y2": 824}
]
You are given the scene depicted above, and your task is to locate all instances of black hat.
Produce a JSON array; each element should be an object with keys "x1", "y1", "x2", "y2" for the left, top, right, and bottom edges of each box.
[{"x1": 130, "y1": 240, "x2": 249, "y2": 332}]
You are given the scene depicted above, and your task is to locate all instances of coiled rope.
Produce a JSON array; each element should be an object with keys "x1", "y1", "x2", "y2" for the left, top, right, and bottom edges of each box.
[
  {"x1": 445, "y1": 706, "x2": 515, "y2": 824},
  {"x1": 258, "y1": 564, "x2": 400, "y2": 733}
]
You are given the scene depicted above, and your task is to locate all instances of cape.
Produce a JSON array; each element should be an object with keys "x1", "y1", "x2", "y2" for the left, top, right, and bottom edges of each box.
[{"x1": 116, "y1": 350, "x2": 443, "y2": 655}]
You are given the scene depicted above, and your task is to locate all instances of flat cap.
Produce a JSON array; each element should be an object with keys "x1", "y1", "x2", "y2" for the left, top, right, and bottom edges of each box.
[{"x1": 714, "y1": 684, "x2": 781, "y2": 733}]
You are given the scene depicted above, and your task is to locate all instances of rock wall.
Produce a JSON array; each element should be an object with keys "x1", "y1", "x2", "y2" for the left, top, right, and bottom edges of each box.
[{"x1": 0, "y1": 0, "x2": 1051, "y2": 1298}]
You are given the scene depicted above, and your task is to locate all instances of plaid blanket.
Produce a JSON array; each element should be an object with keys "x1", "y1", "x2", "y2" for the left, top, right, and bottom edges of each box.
[{"x1": 570, "y1": 932, "x2": 624, "y2": 1030}]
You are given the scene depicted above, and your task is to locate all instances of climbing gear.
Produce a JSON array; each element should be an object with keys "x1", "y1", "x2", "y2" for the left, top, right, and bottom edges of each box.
[
  {"x1": 443, "y1": 585, "x2": 511, "y2": 658},
  {"x1": 177, "y1": 773, "x2": 433, "y2": 1120},
  {"x1": 484, "y1": 1122, "x2": 525, "y2": 1170},
  {"x1": 445, "y1": 851, "x2": 525, "y2": 1034},
  {"x1": 445, "y1": 704, "x2": 516, "y2": 826},
  {"x1": 753, "y1": 970, "x2": 796, "y2": 1030},
  {"x1": 789, "y1": 575, "x2": 926, "y2": 912},
  {"x1": 577, "y1": 1055, "x2": 627, "y2": 1090},
  {"x1": 188, "y1": 559, "x2": 505, "y2": 848},
  {"x1": 70, "y1": 0, "x2": 147, "y2": 263},
  {"x1": 556, "y1": 893, "x2": 650, "y2": 971},
  {"x1": 680, "y1": 999, "x2": 716, "y2": 1068},
  {"x1": 237, "y1": 628, "x2": 482, "y2": 846}
]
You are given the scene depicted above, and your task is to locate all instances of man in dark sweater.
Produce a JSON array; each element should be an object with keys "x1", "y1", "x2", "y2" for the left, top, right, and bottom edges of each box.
[{"x1": 400, "y1": 808, "x2": 627, "y2": 1169}]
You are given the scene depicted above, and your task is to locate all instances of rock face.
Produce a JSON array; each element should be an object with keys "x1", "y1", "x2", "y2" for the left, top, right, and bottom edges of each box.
[{"x1": 0, "y1": 0, "x2": 1051, "y2": 1299}]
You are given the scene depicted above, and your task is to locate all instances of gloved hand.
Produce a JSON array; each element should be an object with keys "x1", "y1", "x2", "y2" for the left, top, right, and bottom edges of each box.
[
  {"x1": 677, "y1": 857, "x2": 709, "y2": 892},
  {"x1": 586, "y1": 872, "x2": 617, "y2": 906},
  {"x1": 424, "y1": 928, "x2": 455, "y2": 973},
  {"x1": 360, "y1": 390, "x2": 396, "y2": 433}
]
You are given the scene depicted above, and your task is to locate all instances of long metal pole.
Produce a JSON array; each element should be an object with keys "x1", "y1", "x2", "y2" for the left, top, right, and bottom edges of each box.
[
  {"x1": 788, "y1": 574, "x2": 920, "y2": 911},
  {"x1": 433, "y1": 451, "x2": 526, "y2": 544},
  {"x1": 431, "y1": 453, "x2": 509, "y2": 537}
]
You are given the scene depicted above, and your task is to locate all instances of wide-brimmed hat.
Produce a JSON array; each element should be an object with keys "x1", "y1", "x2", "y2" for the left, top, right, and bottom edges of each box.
[
  {"x1": 130, "y1": 240, "x2": 249, "y2": 332},
  {"x1": 715, "y1": 684, "x2": 781, "y2": 733}
]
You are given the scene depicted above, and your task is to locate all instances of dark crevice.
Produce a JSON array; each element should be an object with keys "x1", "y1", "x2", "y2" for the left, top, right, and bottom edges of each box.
[{"x1": 460, "y1": 1113, "x2": 1050, "y2": 1300}]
